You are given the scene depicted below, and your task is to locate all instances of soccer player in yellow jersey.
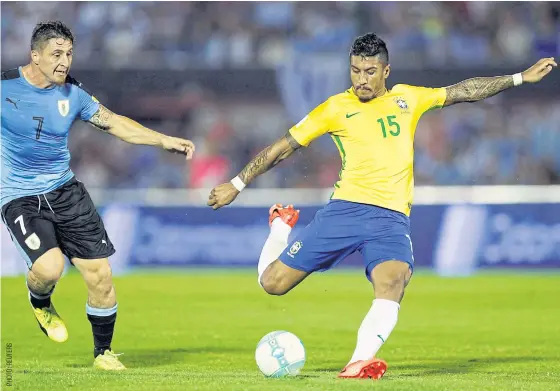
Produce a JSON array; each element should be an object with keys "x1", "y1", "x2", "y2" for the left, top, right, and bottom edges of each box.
[{"x1": 208, "y1": 33, "x2": 556, "y2": 379}]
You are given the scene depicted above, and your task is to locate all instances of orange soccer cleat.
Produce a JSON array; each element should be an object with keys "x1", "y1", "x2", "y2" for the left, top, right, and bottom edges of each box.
[
  {"x1": 268, "y1": 204, "x2": 299, "y2": 228},
  {"x1": 337, "y1": 358, "x2": 388, "y2": 380}
]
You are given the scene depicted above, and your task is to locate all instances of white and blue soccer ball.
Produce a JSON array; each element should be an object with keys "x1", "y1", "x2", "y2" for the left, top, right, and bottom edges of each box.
[{"x1": 255, "y1": 331, "x2": 306, "y2": 377}]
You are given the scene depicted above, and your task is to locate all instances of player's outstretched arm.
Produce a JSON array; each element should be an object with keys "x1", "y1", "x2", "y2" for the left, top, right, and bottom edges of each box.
[
  {"x1": 207, "y1": 132, "x2": 302, "y2": 210},
  {"x1": 87, "y1": 105, "x2": 195, "y2": 159},
  {"x1": 443, "y1": 57, "x2": 557, "y2": 107},
  {"x1": 237, "y1": 132, "x2": 301, "y2": 185}
]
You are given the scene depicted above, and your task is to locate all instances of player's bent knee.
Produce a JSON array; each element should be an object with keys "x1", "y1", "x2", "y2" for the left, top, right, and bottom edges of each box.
[
  {"x1": 30, "y1": 267, "x2": 63, "y2": 286},
  {"x1": 260, "y1": 274, "x2": 290, "y2": 296},
  {"x1": 30, "y1": 248, "x2": 66, "y2": 284},
  {"x1": 260, "y1": 260, "x2": 308, "y2": 296},
  {"x1": 262, "y1": 284, "x2": 288, "y2": 296}
]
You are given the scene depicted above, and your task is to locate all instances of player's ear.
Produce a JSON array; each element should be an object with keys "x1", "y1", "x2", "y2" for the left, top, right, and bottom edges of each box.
[
  {"x1": 383, "y1": 64, "x2": 391, "y2": 80},
  {"x1": 31, "y1": 50, "x2": 40, "y2": 65}
]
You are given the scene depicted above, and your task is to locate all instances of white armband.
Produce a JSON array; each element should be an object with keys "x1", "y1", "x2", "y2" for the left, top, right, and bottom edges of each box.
[
  {"x1": 230, "y1": 176, "x2": 246, "y2": 192},
  {"x1": 512, "y1": 73, "x2": 523, "y2": 87}
]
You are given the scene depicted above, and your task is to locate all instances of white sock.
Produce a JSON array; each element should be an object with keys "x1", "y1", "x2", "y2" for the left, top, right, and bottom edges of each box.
[
  {"x1": 257, "y1": 218, "x2": 291, "y2": 287},
  {"x1": 349, "y1": 299, "x2": 400, "y2": 363}
]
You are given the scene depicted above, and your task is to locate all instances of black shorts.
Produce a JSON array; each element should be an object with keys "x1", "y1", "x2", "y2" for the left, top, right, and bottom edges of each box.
[{"x1": 1, "y1": 177, "x2": 115, "y2": 269}]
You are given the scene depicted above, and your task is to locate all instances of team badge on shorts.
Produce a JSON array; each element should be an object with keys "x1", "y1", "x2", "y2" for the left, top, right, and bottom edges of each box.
[
  {"x1": 58, "y1": 99, "x2": 70, "y2": 117},
  {"x1": 25, "y1": 233, "x2": 41, "y2": 250},
  {"x1": 287, "y1": 241, "x2": 303, "y2": 258}
]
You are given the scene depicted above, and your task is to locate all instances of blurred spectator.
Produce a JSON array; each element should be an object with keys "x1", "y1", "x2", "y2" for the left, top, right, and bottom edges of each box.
[
  {"x1": 2, "y1": 2, "x2": 559, "y2": 188},
  {"x1": 189, "y1": 122, "x2": 232, "y2": 188},
  {"x1": 3, "y1": 2, "x2": 559, "y2": 68}
]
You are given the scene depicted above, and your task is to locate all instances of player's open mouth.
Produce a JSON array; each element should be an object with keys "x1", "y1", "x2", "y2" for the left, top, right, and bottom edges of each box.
[{"x1": 55, "y1": 70, "x2": 67, "y2": 76}]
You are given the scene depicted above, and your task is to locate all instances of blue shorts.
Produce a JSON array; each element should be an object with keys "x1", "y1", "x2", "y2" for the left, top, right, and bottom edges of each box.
[{"x1": 279, "y1": 200, "x2": 414, "y2": 279}]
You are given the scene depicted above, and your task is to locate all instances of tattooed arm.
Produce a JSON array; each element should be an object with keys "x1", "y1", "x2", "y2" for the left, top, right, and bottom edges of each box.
[
  {"x1": 443, "y1": 57, "x2": 557, "y2": 107},
  {"x1": 207, "y1": 132, "x2": 302, "y2": 210},
  {"x1": 444, "y1": 76, "x2": 514, "y2": 106},
  {"x1": 87, "y1": 104, "x2": 195, "y2": 158},
  {"x1": 238, "y1": 132, "x2": 301, "y2": 184},
  {"x1": 88, "y1": 105, "x2": 164, "y2": 144}
]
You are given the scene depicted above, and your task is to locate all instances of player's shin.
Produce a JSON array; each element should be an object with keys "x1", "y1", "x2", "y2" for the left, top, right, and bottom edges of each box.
[
  {"x1": 86, "y1": 303, "x2": 118, "y2": 357},
  {"x1": 258, "y1": 219, "x2": 291, "y2": 287},
  {"x1": 348, "y1": 299, "x2": 400, "y2": 363}
]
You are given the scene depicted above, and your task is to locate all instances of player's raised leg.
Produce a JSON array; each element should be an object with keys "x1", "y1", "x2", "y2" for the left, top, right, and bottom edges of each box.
[
  {"x1": 1, "y1": 198, "x2": 68, "y2": 343},
  {"x1": 27, "y1": 248, "x2": 69, "y2": 343},
  {"x1": 258, "y1": 204, "x2": 309, "y2": 295},
  {"x1": 72, "y1": 257, "x2": 125, "y2": 371},
  {"x1": 259, "y1": 201, "x2": 364, "y2": 296}
]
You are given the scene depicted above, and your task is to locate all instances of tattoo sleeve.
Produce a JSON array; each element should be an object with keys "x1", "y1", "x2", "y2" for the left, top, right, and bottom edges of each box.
[
  {"x1": 238, "y1": 132, "x2": 302, "y2": 184},
  {"x1": 444, "y1": 75, "x2": 514, "y2": 107},
  {"x1": 87, "y1": 105, "x2": 115, "y2": 132}
]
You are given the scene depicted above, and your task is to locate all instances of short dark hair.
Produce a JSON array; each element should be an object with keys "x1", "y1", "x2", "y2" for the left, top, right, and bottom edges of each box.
[
  {"x1": 31, "y1": 21, "x2": 74, "y2": 51},
  {"x1": 350, "y1": 33, "x2": 389, "y2": 64}
]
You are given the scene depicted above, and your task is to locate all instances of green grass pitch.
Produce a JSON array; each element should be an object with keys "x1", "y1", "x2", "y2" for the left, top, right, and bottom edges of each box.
[{"x1": 1, "y1": 270, "x2": 559, "y2": 390}]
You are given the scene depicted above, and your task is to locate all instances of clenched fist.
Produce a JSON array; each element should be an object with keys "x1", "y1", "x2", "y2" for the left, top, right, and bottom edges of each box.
[{"x1": 207, "y1": 182, "x2": 240, "y2": 210}]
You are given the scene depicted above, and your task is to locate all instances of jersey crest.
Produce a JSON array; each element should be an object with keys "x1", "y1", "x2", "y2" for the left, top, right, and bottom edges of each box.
[
  {"x1": 394, "y1": 97, "x2": 410, "y2": 114},
  {"x1": 58, "y1": 99, "x2": 70, "y2": 117}
]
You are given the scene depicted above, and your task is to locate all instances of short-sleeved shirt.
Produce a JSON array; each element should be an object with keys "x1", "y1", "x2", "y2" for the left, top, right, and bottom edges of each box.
[
  {"x1": 289, "y1": 84, "x2": 447, "y2": 216},
  {"x1": 1, "y1": 67, "x2": 100, "y2": 207}
]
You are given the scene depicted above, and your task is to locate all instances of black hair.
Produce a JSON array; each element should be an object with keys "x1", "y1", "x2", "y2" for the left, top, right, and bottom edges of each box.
[
  {"x1": 350, "y1": 33, "x2": 389, "y2": 64},
  {"x1": 31, "y1": 21, "x2": 74, "y2": 51}
]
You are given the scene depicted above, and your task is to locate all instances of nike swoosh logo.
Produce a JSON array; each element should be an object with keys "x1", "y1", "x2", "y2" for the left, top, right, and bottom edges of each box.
[
  {"x1": 5, "y1": 98, "x2": 18, "y2": 109},
  {"x1": 377, "y1": 334, "x2": 385, "y2": 343},
  {"x1": 345, "y1": 112, "x2": 360, "y2": 118}
]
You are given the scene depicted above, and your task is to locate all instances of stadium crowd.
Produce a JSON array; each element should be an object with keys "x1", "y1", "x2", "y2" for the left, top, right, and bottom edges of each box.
[
  {"x1": 2, "y1": 2, "x2": 559, "y2": 188},
  {"x1": 3, "y1": 2, "x2": 559, "y2": 68}
]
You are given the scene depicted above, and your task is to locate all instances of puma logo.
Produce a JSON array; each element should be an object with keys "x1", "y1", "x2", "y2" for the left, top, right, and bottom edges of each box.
[{"x1": 5, "y1": 97, "x2": 19, "y2": 109}]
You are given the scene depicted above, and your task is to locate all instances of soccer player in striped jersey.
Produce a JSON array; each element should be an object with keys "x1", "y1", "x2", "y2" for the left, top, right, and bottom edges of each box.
[{"x1": 1, "y1": 21, "x2": 195, "y2": 370}]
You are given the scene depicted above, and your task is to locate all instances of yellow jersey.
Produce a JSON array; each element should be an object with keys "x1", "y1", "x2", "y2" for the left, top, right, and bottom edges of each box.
[{"x1": 288, "y1": 84, "x2": 447, "y2": 216}]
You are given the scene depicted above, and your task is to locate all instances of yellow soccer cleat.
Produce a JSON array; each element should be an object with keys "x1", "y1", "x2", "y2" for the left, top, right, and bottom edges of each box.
[
  {"x1": 93, "y1": 350, "x2": 127, "y2": 371},
  {"x1": 31, "y1": 302, "x2": 69, "y2": 343}
]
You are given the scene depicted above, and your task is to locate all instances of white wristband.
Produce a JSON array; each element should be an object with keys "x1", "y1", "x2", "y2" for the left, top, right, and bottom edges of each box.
[
  {"x1": 512, "y1": 73, "x2": 523, "y2": 87},
  {"x1": 230, "y1": 176, "x2": 246, "y2": 192}
]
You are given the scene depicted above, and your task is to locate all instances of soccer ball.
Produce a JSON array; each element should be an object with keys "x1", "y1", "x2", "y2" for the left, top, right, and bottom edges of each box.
[{"x1": 255, "y1": 331, "x2": 306, "y2": 377}]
